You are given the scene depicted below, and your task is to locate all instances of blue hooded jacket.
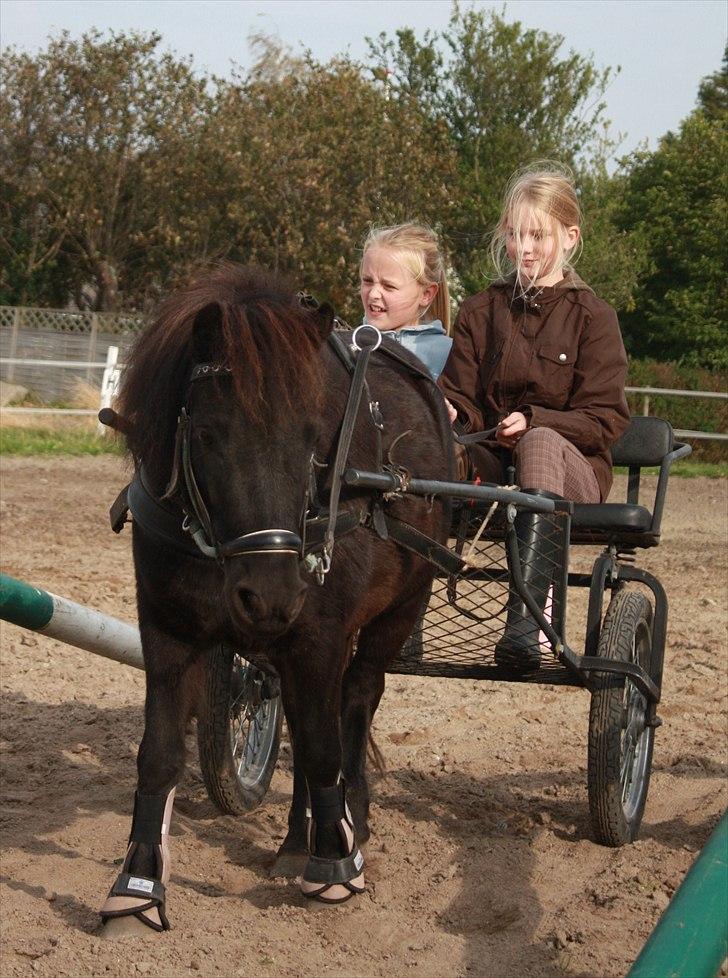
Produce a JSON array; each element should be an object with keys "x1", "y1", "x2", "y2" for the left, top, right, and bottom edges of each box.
[{"x1": 367, "y1": 320, "x2": 452, "y2": 380}]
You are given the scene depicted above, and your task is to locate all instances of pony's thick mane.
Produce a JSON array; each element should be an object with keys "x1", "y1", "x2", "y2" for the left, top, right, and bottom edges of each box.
[{"x1": 117, "y1": 264, "x2": 325, "y2": 467}]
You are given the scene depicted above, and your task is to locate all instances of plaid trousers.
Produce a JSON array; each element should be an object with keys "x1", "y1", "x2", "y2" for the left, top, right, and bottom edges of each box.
[{"x1": 469, "y1": 427, "x2": 601, "y2": 503}]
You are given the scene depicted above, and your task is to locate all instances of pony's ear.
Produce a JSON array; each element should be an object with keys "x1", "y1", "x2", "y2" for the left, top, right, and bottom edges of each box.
[
  {"x1": 313, "y1": 302, "x2": 335, "y2": 341},
  {"x1": 192, "y1": 303, "x2": 225, "y2": 362}
]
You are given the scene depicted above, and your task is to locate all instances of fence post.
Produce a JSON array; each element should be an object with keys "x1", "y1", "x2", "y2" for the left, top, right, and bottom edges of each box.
[
  {"x1": 97, "y1": 346, "x2": 121, "y2": 435},
  {"x1": 643, "y1": 395, "x2": 650, "y2": 417},
  {"x1": 87, "y1": 313, "x2": 99, "y2": 382},
  {"x1": 7, "y1": 308, "x2": 20, "y2": 382}
]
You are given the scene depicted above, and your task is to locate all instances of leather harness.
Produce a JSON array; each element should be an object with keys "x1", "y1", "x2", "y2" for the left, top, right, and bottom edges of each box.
[{"x1": 110, "y1": 325, "x2": 469, "y2": 580}]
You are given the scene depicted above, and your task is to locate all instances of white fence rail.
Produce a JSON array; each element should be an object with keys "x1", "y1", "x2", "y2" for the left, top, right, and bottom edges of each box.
[
  {"x1": 1, "y1": 352, "x2": 726, "y2": 443},
  {"x1": 0, "y1": 306, "x2": 139, "y2": 401},
  {"x1": 1, "y1": 358, "x2": 112, "y2": 369},
  {"x1": 1, "y1": 347, "x2": 123, "y2": 434},
  {"x1": 625, "y1": 386, "x2": 728, "y2": 441}
]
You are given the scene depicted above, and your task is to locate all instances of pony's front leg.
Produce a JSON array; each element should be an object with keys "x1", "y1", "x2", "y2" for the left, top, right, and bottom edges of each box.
[
  {"x1": 281, "y1": 645, "x2": 365, "y2": 904},
  {"x1": 269, "y1": 684, "x2": 309, "y2": 879},
  {"x1": 341, "y1": 585, "x2": 433, "y2": 841},
  {"x1": 100, "y1": 629, "x2": 203, "y2": 936}
]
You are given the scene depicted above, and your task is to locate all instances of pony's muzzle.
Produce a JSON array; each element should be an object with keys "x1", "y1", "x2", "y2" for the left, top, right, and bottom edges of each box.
[{"x1": 226, "y1": 557, "x2": 307, "y2": 636}]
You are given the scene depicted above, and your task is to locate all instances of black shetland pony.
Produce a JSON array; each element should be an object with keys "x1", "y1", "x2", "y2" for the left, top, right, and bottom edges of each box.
[{"x1": 100, "y1": 264, "x2": 452, "y2": 931}]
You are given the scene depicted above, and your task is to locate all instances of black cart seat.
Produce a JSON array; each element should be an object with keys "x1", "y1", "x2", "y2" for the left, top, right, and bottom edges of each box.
[{"x1": 570, "y1": 416, "x2": 691, "y2": 549}]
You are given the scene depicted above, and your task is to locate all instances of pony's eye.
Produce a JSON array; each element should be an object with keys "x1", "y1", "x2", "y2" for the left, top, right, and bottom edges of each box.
[
  {"x1": 302, "y1": 421, "x2": 319, "y2": 443},
  {"x1": 194, "y1": 428, "x2": 216, "y2": 446}
]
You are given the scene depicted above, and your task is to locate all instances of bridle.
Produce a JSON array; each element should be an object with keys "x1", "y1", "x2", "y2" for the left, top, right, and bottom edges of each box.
[
  {"x1": 162, "y1": 324, "x2": 383, "y2": 582},
  {"x1": 163, "y1": 362, "x2": 307, "y2": 564}
]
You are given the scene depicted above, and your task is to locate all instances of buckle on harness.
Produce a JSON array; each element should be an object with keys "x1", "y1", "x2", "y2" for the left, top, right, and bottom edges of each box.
[
  {"x1": 351, "y1": 324, "x2": 382, "y2": 352},
  {"x1": 304, "y1": 549, "x2": 331, "y2": 586}
]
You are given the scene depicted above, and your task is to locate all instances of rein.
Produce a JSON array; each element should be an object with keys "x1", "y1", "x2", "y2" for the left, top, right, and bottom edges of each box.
[{"x1": 320, "y1": 325, "x2": 382, "y2": 574}]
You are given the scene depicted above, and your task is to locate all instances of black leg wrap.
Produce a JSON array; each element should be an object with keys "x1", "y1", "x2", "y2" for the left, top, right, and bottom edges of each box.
[
  {"x1": 129, "y1": 792, "x2": 168, "y2": 846},
  {"x1": 102, "y1": 874, "x2": 170, "y2": 931},
  {"x1": 100, "y1": 789, "x2": 175, "y2": 931},
  {"x1": 302, "y1": 778, "x2": 365, "y2": 903},
  {"x1": 308, "y1": 781, "x2": 346, "y2": 827}
]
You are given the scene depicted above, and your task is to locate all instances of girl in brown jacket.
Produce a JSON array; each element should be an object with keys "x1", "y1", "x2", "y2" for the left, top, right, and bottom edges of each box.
[{"x1": 439, "y1": 164, "x2": 630, "y2": 673}]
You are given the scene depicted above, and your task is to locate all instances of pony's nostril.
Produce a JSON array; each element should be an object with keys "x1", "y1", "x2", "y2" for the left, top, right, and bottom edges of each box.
[
  {"x1": 230, "y1": 574, "x2": 307, "y2": 630},
  {"x1": 236, "y1": 587, "x2": 266, "y2": 620}
]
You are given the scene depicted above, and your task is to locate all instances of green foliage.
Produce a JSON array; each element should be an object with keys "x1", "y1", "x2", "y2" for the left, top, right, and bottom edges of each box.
[
  {"x1": 577, "y1": 166, "x2": 649, "y2": 311},
  {"x1": 616, "y1": 55, "x2": 728, "y2": 368},
  {"x1": 0, "y1": 17, "x2": 724, "y2": 374},
  {"x1": 198, "y1": 57, "x2": 456, "y2": 321},
  {"x1": 697, "y1": 44, "x2": 728, "y2": 119},
  {"x1": 368, "y1": 6, "x2": 628, "y2": 299},
  {"x1": 667, "y1": 461, "x2": 728, "y2": 478},
  {"x1": 0, "y1": 427, "x2": 124, "y2": 455},
  {"x1": 0, "y1": 30, "x2": 211, "y2": 310}
]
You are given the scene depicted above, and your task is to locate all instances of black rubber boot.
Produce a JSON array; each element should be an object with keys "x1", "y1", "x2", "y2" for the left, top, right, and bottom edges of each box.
[{"x1": 494, "y1": 489, "x2": 562, "y2": 675}]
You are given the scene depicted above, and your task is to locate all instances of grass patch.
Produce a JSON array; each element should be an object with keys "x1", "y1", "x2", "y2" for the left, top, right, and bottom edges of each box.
[
  {"x1": 615, "y1": 460, "x2": 727, "y2": 479},
  {"x1": 0, "y1": 427, "x2": 125, "y2": 456},
  {"x1": 2, "y1": 427, "x2": 725, "y2": 476}
]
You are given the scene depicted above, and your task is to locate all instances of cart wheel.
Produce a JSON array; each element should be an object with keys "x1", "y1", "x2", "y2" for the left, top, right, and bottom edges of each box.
[
  {"x1": 197, "y1": 645, "x2": 282, "y2": 815},
  {"x1": 588, "y1": 590, "x2": 655, "y2": 847}
]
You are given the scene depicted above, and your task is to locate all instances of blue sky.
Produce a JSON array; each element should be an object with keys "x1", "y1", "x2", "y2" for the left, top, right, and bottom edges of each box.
[{"x1": 1, "y1": 0, "x2": 726, "y2": 162}]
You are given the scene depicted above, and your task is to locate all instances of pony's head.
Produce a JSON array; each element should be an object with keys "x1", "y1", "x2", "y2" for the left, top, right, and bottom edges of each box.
[{"x1": 119, "y1": 263, "x2": 336, "y2": 636}]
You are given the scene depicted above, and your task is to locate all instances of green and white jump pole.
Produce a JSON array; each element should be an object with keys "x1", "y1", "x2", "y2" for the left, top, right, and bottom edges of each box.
[
  {"x1": 627, "y1": 809, "x2": 728, "y2": 978},
  {"x1": 0, "y1": 573, "x2": 144, "y2": 671}
]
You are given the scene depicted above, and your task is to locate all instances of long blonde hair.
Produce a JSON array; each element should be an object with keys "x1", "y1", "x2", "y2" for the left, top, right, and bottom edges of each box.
[
  {"x1": 361, "y1": 223, "x2": 451, "y2": 332},
  {"x1": 490, "y1": 162, "x2": 583, "y2": 288}
]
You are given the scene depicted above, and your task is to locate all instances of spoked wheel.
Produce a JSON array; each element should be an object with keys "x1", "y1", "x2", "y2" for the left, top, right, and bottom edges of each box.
[
  {"x1": 588, "y1": 589, "x2": 655, "y2": 847},
  {"x1": 198, "y1": 645, "x2": 282, "y2": 815}
]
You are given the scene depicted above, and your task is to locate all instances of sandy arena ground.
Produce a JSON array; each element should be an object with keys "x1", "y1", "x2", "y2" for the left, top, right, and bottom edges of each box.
[{"x1": 0, "y1": 456, "x2": 726, "y2": 978}]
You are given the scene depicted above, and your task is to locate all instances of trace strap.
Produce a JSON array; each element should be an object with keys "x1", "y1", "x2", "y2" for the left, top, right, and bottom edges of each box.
[{"x1": 320, "y1": 324, "x2": 382, "y2": 575}]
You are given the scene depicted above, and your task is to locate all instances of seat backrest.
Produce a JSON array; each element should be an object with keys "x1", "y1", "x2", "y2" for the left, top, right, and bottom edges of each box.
[{"x1": 611, "y1": 416, "x2": 674, "y2": 468}]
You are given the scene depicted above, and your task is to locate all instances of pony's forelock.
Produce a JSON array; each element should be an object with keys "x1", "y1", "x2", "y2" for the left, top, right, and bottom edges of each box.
[{"x1": 117, "y1": 264, "x2": 325, "y2": 469}]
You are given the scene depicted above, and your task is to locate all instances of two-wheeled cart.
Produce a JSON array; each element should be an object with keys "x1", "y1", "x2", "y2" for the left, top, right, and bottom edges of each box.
[{"x1": 200, "y1": 414, "x2": 690, "y2": 848}]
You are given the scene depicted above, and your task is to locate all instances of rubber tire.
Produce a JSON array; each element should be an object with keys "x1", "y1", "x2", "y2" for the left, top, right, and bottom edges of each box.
[
  {"x1": 588, "y1": 589, "x2": 655, "y2": 847},
  {"x1": 197, "y1": 645, "x2": 282, "y2": 815}
]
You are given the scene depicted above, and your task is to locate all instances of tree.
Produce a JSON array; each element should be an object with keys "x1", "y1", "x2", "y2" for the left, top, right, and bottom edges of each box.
[
  {"x1": 202, "y1": 54, "x2": 457, "y2": 320},
  {"x1": 576, "y1": 161, "x2": 649, "y2": 313},
  {"x1": 697, "y1": 44, "x2": 728, "y2": 120},
  {"x1": 0, "y1": 30, "x2": 211, "y2": 309},
  {"x1": 616, "y1": 60, "x2": 728, "y2": 368},
  {"x1": 368, "y1": 5, "x2": 620, "y2": 296}
]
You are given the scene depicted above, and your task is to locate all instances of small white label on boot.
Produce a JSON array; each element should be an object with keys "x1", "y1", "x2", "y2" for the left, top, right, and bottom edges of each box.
[
  {"x1": 354, "y1": 850, "x2": 364, "y2": 872},
  {"x1": 128, "y1": 877, "x2": 154, "y2": 894}
]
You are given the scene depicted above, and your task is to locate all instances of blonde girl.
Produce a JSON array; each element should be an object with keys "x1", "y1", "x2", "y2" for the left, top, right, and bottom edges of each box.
[
  {"x1": 359, "y1": 223, "x2": 453, "y2": 380},
  {"x1": 439, "y1": 163, "x2": 630, "y2": 673}
]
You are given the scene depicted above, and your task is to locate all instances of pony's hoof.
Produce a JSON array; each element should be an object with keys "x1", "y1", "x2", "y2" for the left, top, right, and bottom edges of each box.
[
  {"x1": 300, "y1": 873, "x2": 365, "y2": 904},
  {"x1": 300, "y1": 845, "x2": 366, "y2": 904},
  {"x1": 270, "y1": 849, "x2": 307, "y2": 879},
  {"x1": 100, "y1": 872, "x2": 170, "y2": 934},
  {"x1": 100, "y1": 914, "x2": 159, "y2": 939}
]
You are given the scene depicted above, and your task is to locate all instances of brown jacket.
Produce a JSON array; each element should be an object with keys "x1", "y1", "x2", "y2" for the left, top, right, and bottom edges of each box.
[{"x1": 439, "y1": 270, "x2": 630, "y2": 500}]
